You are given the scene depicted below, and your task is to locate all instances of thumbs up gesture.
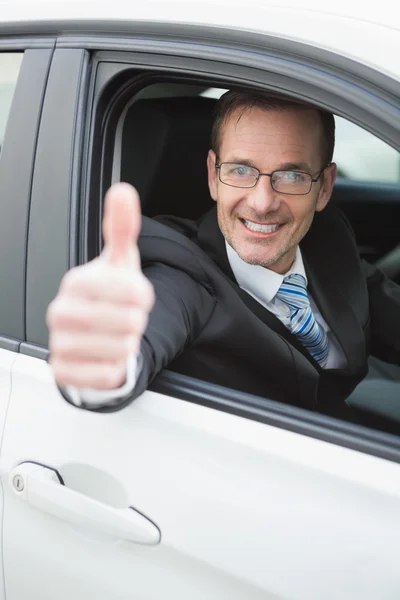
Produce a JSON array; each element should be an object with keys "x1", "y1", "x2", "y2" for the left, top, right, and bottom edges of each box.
[{"x1": 47, "y1": 183, "x2": 155, "y2": 389}]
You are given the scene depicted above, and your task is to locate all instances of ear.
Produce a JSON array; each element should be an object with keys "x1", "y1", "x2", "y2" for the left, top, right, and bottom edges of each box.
[
  {"x1": 207, "y1": 150, "x2": 218, "y2": 202},
  {"x1": 315, "y1": 162, "x2": 337, "y2": 212}
]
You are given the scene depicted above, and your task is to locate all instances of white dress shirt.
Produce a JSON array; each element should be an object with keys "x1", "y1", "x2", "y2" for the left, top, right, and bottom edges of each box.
[{"x1": 68, "y1": 242, "x2": 346, "y2": 408}]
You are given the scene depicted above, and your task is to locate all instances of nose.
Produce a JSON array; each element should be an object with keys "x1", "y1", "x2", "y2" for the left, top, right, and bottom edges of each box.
[{"x1": 247, "y1": 175, "x2": 281, "y2": 215}]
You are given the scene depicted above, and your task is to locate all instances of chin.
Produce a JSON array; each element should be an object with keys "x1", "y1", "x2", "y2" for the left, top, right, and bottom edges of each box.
[{"x1": 237, "y1": 246, "x2": 276, "y2": 267}]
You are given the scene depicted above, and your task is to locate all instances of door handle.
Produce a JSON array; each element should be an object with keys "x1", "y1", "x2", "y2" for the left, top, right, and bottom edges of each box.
[{"x1": 9, "y1": 462, "x2": 160, "y2": 545}]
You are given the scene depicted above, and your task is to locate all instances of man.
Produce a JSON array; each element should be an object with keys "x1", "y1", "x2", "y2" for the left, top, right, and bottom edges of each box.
[{"x1": 47, "y1": 91, "x2": 400, "y2": 420}]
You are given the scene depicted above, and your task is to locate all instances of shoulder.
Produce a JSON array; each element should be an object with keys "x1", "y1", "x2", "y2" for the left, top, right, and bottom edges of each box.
[
  {"x1": 139, "y1": 214, "x2": 201, "y2": 261},
  {"x1": 140, "y1": 213, "x2": 199, "y2": 243},
  {"x1": 138, "y1": 213, "x2": 216, "y2": 292},
  {"x1": 303, "y1": 203, "x2": 356, "y2": 249}
]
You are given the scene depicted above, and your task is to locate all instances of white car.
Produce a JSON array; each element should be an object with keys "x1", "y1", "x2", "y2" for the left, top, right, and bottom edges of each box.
[{"x1": 0, "y1": 1, "x2": 400, "y2": 599}]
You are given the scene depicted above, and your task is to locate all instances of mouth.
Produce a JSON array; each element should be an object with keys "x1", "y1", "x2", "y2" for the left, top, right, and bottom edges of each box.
[{"x1": 240, "y1": 218, "x2": 282, "y2": 235}]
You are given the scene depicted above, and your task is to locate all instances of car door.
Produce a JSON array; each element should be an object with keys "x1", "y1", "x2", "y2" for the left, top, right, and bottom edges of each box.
[
  {"x1": 1, "y1": 32, "x2": 400, "y2": 600},
  {"x1": 0, "y1": 46, "x2": 52, "y2": 599}
]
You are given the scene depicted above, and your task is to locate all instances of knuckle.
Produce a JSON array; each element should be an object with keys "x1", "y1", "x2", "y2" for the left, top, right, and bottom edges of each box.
[
  {"x1": 126, "y1": 279, "x2": 140, "y2": 302},
  {"x1": 117, "y1": 335, "x2": 135, "y2": 358},
  {"x1": 60, "y1": 267, "x2": 81, "y2": 292},
  {"x1": 126, "y1": 309, "x2": 147, "y2": 338},
  {"x1": 46, "y1": 300, "x2": 58, "y2": 326},
  {"x1": 47, "y1": 298, "x2": 70, "y2": 328},
  {"x1": 134, "y1": 274, "x2": 155, "y2": 309},
  {"x1": 136, "y1": 311, "x2": 149, "y2": 336},
  {"x1": 50, "y1": 360, "x2": 69, "y2": 384},
  {"x1": 100, "y1": 365, "x2": 125, "y2": 389},
  {"x1": 144, "y1": 278, "x2": 155, "y2": 308},
  {"x1": 126, "y1": 308, "x2": 140, "y2": 331},
  {"x1": 49, "y1": 333, "x2": 65, "y2": 356},
  {"x1": 48, "y1": 332, "x2": 58, "y2": 352}
]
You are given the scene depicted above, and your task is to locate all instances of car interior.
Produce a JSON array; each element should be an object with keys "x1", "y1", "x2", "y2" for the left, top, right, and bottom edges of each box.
[{"x1": 110, "y1": 81, "x2": 400, "y2": 433}]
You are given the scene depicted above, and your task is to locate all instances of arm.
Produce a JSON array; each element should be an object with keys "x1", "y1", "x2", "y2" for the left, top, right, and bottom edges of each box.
[
  {"x1": 79, "y1": 263, "x2": 215, "y2": 412},
  {"x1": 63, "y1": 264, "x2": 214, "y2": 412},
  {"x1": 48, "y1": 184, "x2": 215, "y2": 410}
]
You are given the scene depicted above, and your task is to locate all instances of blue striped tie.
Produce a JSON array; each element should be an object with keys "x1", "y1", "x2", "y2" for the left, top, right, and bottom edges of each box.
[{"x1": 276, "y1": 273, "x2": 329, "y2": 367}]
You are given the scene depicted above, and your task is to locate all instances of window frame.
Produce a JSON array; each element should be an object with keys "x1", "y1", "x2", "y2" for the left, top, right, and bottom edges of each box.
[{"x1": 23, "y1": 48, "x2": 89, "y2": 352}]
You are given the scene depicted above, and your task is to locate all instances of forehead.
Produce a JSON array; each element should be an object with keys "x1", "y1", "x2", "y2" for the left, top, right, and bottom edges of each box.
[{"x1": 219, "y1": 106, "x2": 323, "y2": 167}]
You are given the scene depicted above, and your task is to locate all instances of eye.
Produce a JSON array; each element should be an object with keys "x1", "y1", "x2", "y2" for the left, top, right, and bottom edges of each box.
[
  {"x1": 283, "y1": 171, "x2": 307, "y2": 182},
  {"x1": 231, "y1": 165, "x2": 253, "y2": 177}
]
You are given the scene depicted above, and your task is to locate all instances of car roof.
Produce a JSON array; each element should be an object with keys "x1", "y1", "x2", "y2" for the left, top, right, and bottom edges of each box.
[{"x1": 0, "y1": 0, "x2": 399, "y2": 81}]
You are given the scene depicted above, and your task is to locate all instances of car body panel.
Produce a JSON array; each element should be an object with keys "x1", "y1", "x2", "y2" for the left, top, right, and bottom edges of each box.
[{"x1": 1, "y1": 353, "x2": 400, "y2": 599}]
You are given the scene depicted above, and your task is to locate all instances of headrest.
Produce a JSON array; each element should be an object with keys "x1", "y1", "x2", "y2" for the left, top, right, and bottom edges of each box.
[{"x1": 121, "y1": 96, "x2": 217, "y2": 219}]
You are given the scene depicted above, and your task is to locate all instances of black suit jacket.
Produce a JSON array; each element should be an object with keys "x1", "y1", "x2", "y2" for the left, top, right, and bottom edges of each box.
[{"x1": 119, "y1": 204, "x2": 400, "y2": 416}]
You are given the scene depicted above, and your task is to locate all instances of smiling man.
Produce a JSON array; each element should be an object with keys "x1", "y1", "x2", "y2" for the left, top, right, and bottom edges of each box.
[{"x1": 47, "y1": 90, "x2": 400, "y2": 420}]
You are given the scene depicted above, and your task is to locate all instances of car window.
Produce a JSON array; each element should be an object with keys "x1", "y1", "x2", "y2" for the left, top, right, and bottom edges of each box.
[
  {"x1": 0, "y1": 53, "x2": 23, "y2": 154},
  {"x1": 334, "y1": 116, "x2": 400, "y2": 183}
]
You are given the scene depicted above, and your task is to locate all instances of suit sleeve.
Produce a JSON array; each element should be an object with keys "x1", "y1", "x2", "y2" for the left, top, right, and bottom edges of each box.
[{"x1": 362, "y1": 259, "x2": 400, "y2": 364}]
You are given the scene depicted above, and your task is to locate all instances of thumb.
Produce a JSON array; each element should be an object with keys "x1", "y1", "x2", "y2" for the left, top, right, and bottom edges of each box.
[{"x1": 102, "y1": 182, "x2": 142, "y2": 268}]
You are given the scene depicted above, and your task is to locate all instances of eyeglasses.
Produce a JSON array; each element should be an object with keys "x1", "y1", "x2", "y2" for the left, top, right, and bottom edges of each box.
[{"x1": 215, "y1": 162, "x2": 329, "y2": 195}]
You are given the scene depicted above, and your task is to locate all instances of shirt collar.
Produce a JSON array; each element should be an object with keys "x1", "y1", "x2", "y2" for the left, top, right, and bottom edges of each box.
[{"x1": 226, "y1": 241, "x2": 307, "y2": 305}]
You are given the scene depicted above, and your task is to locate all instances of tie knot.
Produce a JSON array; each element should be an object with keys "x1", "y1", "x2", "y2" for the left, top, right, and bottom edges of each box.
[{"x1": 276, "y1": 273, "x2": 309, "y2": 310}]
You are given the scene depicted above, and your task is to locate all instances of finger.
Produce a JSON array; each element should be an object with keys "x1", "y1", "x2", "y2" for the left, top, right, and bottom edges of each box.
[
  {"x1": 102, "y1": 182, "x2": 142, "y2": 268},
  {"x1": 49, "y1": 331, "x2": 140, "y2": 362},
  {"x1": 51, "y1": 358, "x2": 128, "y2": 390},
  {"x1": 59, "y1": 265, "x2": 154, "y2": 309},
  {"x1": 47, "y1": 298, "x2": 149, "y2": 336}
]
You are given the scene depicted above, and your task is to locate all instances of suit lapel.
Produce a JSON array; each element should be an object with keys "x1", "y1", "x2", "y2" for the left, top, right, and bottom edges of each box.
[{"x1": 301, "y1": 211, "x2": 367, "y2": 372}]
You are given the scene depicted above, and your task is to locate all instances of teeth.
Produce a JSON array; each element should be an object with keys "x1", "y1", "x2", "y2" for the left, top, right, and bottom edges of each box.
[{"x1": 243, "y1": 220, "x2": 280, "y2": 233}]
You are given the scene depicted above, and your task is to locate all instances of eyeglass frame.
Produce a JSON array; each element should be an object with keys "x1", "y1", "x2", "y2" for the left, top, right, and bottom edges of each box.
[{"x1": 215, "y1": 162, "x2": 332, "y2": 195}]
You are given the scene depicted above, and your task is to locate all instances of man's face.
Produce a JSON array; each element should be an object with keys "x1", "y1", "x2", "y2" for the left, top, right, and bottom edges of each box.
[{"x1": 207, "y1": 106, "x2": 336, "y2": 274}]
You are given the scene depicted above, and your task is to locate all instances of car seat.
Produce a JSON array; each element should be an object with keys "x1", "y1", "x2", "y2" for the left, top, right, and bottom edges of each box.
[{"x1": 121, "y1": 96, "x2": 217, "y2": 219}]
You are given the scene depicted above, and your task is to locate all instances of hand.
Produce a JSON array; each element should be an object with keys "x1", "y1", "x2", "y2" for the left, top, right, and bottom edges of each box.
[{"x1": 47, "y1": 183, "x2": 155, "y2": 389}]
